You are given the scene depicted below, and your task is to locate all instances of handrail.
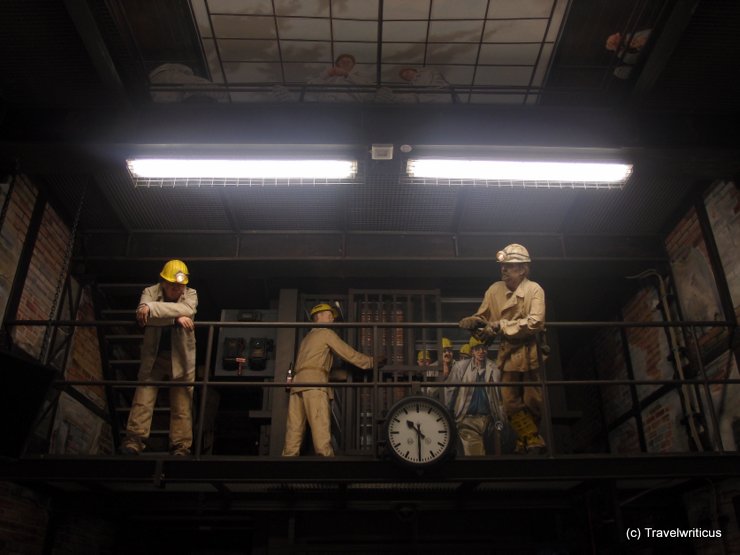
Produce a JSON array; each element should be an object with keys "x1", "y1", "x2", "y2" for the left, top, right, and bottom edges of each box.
[
  {"x1": 6, "y1": 319, "x2": 734, "y2": 328},
  {"x1": 5, "y1": 317, "x2": 736, "y2": 459}
]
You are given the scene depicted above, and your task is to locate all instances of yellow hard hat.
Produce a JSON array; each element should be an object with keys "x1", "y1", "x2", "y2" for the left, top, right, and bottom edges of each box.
[
  {"x1": 469, "y1": 336, "x2": 486, "y2": 348},
  {"x1": 417, "y1": 350, "x2": 432, "y2": 362},
  {"x1": 310, "y1": 303, "x2": 338, "y2": 318},
  {"x1": 441, "y1": 337, "x2": 452, "y2": 349},
  {"x1": 459, "y1": 343, "x2": 471, "y2": 357},
  {"x1": 160, "y1": 259, "x2": 189, "y2": 284},
  {"x1": 496, "y1": 243, "x2": 531, "y2": 263}
]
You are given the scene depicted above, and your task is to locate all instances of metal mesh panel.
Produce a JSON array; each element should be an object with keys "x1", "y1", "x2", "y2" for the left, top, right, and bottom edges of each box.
[
  {"x1": 562, "y1": 175, "x2": 695, "y2": 235},
  {"x1": 96, "y1": 171, "x2": 231, "y2": 230},
  {"x1": 350, "y1": 175, "x2": 459, "y2": 231},
  {"x1": 457, "y1": 187, "x2": 579, "y2": 232},
  {"x1": 43, "y1": 174, "x2": 125, "y2": 231},
  {"x1": 227, "y1": 184, "x2": 348, "y2": 230}
]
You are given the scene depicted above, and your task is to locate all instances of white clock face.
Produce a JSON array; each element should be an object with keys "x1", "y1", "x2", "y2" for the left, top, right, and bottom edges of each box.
[{"x1": 386, "y1": 397, "x2": 453, "y2": 465}]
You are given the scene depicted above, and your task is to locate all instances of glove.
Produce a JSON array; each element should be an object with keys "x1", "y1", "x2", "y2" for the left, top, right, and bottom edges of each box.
[
  {"x1": 375, "y1": 355, "x2": 388, "y2": 369},
  {"x1": 473, "y1": 325, "x2": 498, "y2": 344},
  {"x1": 459, "y1": 316, "x2": 486, "y2": 330}
]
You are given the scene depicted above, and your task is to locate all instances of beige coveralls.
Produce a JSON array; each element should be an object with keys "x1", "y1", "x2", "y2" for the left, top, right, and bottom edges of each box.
[
  {"x1": 473, "y1": 278, "x2": 545, "y2": 420},
  {"x1": 122, "y1": 284, "x2": 197, "y2": 453},
  {"x1": 282, "y1": 328, "x2": 373, "y2": 456}
]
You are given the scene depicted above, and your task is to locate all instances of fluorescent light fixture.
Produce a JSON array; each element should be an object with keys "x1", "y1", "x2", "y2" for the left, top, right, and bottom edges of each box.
[
  {"x1": 407, "y1": 159, "x2": 633, "y2": 184},
  {"x1": 127, "y1": 159, "x2": 357, "y2": 180}
]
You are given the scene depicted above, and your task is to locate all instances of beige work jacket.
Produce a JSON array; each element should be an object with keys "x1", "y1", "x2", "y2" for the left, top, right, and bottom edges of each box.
[
  {"x1": 291, "y1": 328, "x2": 374, "y2": 397},
  {"x1": 474, "y1": 278, "x2": 545, "y2": 372},
  {"x1": 138, "y1": 284, "x2": 198, "y2": 380}
]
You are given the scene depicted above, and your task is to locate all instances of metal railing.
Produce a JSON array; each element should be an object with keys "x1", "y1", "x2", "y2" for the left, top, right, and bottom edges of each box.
[{"x1": 5, "y1": 317, "x2": 738, "y2": 460}]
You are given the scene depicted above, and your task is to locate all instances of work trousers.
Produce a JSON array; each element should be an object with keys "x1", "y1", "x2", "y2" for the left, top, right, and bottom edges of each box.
[
  {"x1": 457, "y1": 414, "x2": 490, "y2": 456},
  {"x1": 123, "y1": 352, "x2": 194, "y2": 452},
  {"x1": 282, "y1": 389, "x2": 334, "y2": 457},
  {"x1": 501, "y1": 369, "x2": 543, "y2": 422}
]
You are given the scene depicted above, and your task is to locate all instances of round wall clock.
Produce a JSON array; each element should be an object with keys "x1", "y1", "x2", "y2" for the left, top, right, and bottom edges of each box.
[{"x1": 385, "y1": 395, "x2": 456, "y2": 467}]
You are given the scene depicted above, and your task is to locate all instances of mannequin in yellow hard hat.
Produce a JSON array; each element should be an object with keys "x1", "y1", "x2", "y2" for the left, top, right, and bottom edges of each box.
[
  {"x1": 458, "y1": 243, "x2": 547, "y2": 455},
  {"x1": 121, "y1": 259, "x2": 198, "y2": 456},
  {"x1": 283, "y1": 303, "x2": 385, "y2": 457},
  {"x1": 459, "y1": 343, "x2": 471, "y2": 359},
  {"x1": 444, "y1": 337, "x2": 505, "y2": 456},
  {"x1": 440, "y1": 337, "x2": 455, "y2": 379},
  {"x1": 416, "y1": 349, "x2": 433, "y2": 366},
  {"x1": 417, "y1": 347, "x2": 442, "y2": 400}
]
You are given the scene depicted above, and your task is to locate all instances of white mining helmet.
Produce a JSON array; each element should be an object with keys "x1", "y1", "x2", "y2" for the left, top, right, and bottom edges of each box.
[{"x1": 496, "y1": 243, "x2": 531, "y2": 263}]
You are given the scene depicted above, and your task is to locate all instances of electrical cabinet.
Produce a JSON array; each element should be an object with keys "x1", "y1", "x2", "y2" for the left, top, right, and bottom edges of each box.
[{"x1": 213, "y1": 309, "x2": 277, "y2": 378}]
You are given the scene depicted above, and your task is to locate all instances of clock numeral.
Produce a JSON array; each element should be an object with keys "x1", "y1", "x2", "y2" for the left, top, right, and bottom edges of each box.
[
  {"x1": 437, "y1": 441, "x2": 445, "y2": 447},
  {"x1": 438, "y1": 430, "x2": 447, "y2": 434},
  {"x1": 393, "y1": 417, "x2": 400, "y2": 423},
  {"x1": 393, "y1": 443, "x2": 401, "y2": 449}
]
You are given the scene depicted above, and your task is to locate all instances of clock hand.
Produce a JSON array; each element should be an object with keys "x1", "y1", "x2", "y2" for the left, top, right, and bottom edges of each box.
[
  {"x1": 407, "y1": 420, "x2": 423, "y2": 461},
  {"x1": 407, "y1": 420, "x2": 426, "y2": 440}
]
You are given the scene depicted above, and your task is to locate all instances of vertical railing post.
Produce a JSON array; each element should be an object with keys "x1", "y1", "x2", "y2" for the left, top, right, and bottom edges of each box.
[
  {"x1": 690, "y1": 325, "x2": 724, "y2": 453},
  {"x1": 372, "y1": 322, "x2": 380, "y2": 459},
  {"x1": 536, "y1": 331, "x2": 555, "y2": 457},
  {"x1": 618, "y1": 322, "x2": 647, "y2": 452},
  {"x1": 194, "y1": 323, "x2": 215, "y2": 459}
]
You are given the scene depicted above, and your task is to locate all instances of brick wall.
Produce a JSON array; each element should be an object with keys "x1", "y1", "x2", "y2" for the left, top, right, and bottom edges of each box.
[
  {"x1": 705, "y1": 180, "x2": 740, "y2": 320},
  {"x1": 49, "y1": 280, "x2": 113, "y2": 455},
  {"x1": 1, "y1": 177, "x2": 113, "y2": 455},
  {"x1": 566, "y1": 180, "x2": 737, "y2": 455},
  {"x1": 622, "y1": 286, "x2": 673, "y2": 402},
  {"x1": 11, "y1": 199, "x2": 71, "y2": 359},
  {"x1": 608, "y1": 417, "x2": 640, "y2": 454},
  {"x1": 704, "y1": 351, "x2": 740, "y2": 451},
  {"x1": 65, "y1": 287, "x2": 105, "y2": 408},
  {"x1": 0, "y1": 176, "x2": 37, "y2": 326},
  {"x1": 665, "y1": 205, "x2": 725, "y2": 352},
  {"x1": 699, "y1": 182, "x2": 740, "y2": 452}
]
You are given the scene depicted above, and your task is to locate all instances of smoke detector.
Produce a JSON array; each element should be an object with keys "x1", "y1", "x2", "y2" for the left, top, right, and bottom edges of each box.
[{"x1": 371, "y1": 144, "x2": 394, "y2": 160}]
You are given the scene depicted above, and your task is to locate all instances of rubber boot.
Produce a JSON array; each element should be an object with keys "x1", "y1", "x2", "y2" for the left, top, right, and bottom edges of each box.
[
  {"x1": 525, "y1": 434, "x2": 547, "y2": 455},
  {"x1": 509, "y1": 410, "x2": 546, "y2": 455},
  {"x1": 514, "y1": 438, "x2": 527, "y2": 454}
]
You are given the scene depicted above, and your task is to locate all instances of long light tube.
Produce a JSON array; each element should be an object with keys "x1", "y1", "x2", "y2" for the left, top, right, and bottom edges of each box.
[
  {"x1": 407, "y1": 159, "x2": 632, "y2": 184},
  {"x1": 127, "y1": 159, "x2": 357, "y2": 179}
]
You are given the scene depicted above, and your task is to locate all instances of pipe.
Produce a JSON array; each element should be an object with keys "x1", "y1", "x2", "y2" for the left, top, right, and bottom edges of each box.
[{"x1": 627, "y1": 269, "x2": 706, "y2": 450}]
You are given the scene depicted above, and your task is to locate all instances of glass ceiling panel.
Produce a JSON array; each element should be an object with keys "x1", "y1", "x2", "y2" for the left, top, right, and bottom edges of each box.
[{"x1": 168, "y1": 0, "x2": 569, "y2": 104}]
